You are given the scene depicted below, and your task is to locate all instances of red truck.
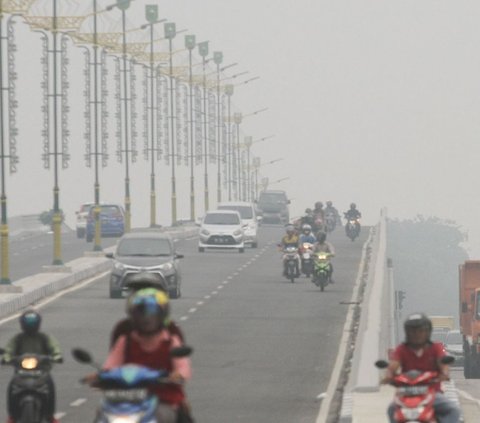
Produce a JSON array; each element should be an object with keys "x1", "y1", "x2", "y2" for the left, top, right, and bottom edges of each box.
[{"x1": 459, "y1": 260, "x2": 480, "y2": 378}]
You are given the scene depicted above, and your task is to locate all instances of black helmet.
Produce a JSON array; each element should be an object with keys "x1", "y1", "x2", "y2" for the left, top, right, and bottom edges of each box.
[
  {"x1": 350, "y1": 203, "x2": 356, "y2": 209},
  {"x1": 20, "y1": 310, "x2": 41, "y2": 335},
  {"x1": 124, "y1": 272, "x2": 168, "y2": 293},
  {"x1": 305, "y1": 208, "x2": 312, "y2": 214},
  {"x1": 404, "y1": 313, "x2": 432, "y2": 334},
  {"x1": 326, "y1": 201, "x2": 332, "y2": 207},
  {"x1": 314, "y1": 201, "x2": 323, "y2": 210},
  {"x1": 316, "y1": 231, "x2": 327, "y2": 243}
]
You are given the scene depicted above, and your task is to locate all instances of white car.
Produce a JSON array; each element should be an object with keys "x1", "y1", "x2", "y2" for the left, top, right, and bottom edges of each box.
[
  {"x1": 198, "y1": 210, "x2": 245, "y2": 253},
  {"x1": 217, "y1": 201, "x2": 259, "y2": 248},
  {"x1": 75, "y1": 203, "x2": 93, "y2": 238}
]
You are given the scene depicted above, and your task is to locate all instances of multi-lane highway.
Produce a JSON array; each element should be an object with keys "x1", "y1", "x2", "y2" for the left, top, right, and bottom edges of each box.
[{"x1": 0, "y1": 225, "x2": 367, "y2": 422}]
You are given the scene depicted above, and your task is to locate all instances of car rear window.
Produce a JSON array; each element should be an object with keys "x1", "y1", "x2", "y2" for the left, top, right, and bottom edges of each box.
[
  {"x1": 204, "y1": 213, "x2": 240, "y2": 225},
  {"x1": 259, "y1": 193, "x2": 287, "y2": 203},
  {"x1": 218, "y1": 206, "x2": 253, "y2": 219},
  {"x1": 90, "y1": 205, "x2": 123, "y2": 217},
  {"x1": 117, "y1": 238, "x2": 172, "y2": 256}
]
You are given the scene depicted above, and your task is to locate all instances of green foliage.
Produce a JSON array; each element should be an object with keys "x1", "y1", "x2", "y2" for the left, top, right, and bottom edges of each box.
[{"x1": 387, "y1": 216, "x2": 468, "y2": 321}]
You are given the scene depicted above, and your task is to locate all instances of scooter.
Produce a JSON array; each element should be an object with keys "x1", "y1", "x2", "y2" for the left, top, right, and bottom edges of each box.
[
  {"x1": 312, "y1": 252, "x2": 332, "y2": 291},
  {"x1": 325, "y1": 212, "x2": 336, "y2": 233},
  {"x1": 72, "y1": 346, "x2": 192, "y2": 423},
  {"x1": 0, "y1": 349, "x2": 61, "y2": 423},
  {"x1": 299, "y1": 242, "x2": 314, "y2": 277},
  {"x1": 283, "y1": 246, "x2": 300, "y2": 283},
  {"x1": 375, "y1": 356, "x2": 454, "y2": 422},
  {"x1": 345, "y1": 218, "x2": 360, "y2": 241}
]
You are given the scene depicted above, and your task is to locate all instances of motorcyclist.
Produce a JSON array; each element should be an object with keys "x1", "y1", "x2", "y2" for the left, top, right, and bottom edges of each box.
[
  {"x1": 300, "y1": 208, "x2": 315, "y2": 228},
  {"x1": 299, "y1": 224, "x2": 316, "y2": 245},
  {"x1": 383, "y1": 313, "x2": 460, "y2": 423},
  {"x1": 313, "y1": 232, "x2": 335, "y2": 283},
  {"x1": 344, "y1": 203, "x2": 361, "y2": 221},
  {"x1": 102, "y1": 288, "x2": 192, "y2": 423},
  {"x1": 110, "y1": 272, "x2": 185, "y2": 348},
  {"x1": 312, "y1": 202, "x2": 325, "y2": 232},
  {"x1": 279, "y1": 225, "x2": 300, "y2": 277},
  {"x1": 2, "y1": 310, "x2": 63, "y2": 423},
  {"x1": 325, "y1": 201, "x2": 341, "y2": 225}
]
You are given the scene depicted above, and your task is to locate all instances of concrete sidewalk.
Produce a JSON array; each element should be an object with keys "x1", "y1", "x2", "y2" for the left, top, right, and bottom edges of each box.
[{"x1": 0, "y1": 225, "x2": 198, "y2": 319}]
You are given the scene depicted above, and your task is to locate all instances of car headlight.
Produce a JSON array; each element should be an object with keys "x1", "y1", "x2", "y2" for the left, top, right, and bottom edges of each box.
[
  {"x1": 233, "y1": 230, "x2": 242, "y2": 236},
  {"x1": 201, "y1": 229, "x2": 210, "y2": 236},
  {"x1": 159, "y1": 262, "x2": 173, "y2": 271}
]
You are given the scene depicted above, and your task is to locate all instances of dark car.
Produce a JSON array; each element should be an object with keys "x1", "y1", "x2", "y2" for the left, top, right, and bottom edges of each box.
[
  {"x1": 86, "y1": 204, "x2": 125, "y2": 242},
  {"x1": 107, "y1": 232, "x2": 184, "y2": 299},
  {"x1": 255, "y1": 190, "x2": 290, "y2": 224}
]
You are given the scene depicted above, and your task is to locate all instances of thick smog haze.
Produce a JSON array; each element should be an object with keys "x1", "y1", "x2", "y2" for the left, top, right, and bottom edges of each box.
[{"x1": 5, "y1": 1, "x2": 480, "y2": 252}]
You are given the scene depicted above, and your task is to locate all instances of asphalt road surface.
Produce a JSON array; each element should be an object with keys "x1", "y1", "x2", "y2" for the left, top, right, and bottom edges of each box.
[{"x1": 0, "y1": 225, "x2": 367, "y2": 422}]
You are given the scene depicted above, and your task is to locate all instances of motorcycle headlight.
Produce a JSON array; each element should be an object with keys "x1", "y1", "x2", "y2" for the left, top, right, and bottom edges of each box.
[
  {"x1": 201, "y1": 229, "x2": 210, "y2": 236},
  {"x1": 401, "y1": 406, "x2": 423, "y2": 420},
  {"x1": 159, "y1": 262, "x2": 173, "y2": 271},
  {"x1": 21, "y1": 357, "x2": 38, "y2": 370},
  {"x1": 233, "y1": 230, "x2": 242, "y2": 236},
  {"x1": 108, "y1": 415, "x2": 143, "y2": 423}
]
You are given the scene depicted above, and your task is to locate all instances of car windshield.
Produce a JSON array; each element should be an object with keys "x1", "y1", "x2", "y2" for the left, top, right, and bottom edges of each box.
[
  {"x1": 218, "y1": 206, "x2": 253, "y2": 219},
  {"x1": 446, "y1": 332, "x2": 462, "y2": 344},
  {"x1": 259, "y1": 193, "x2": 286, "y2": 203},
  {"x1": 204, "y1": 213, "x2": 240, "y2": 225},
  {"x1": 80, "y1": 204, "x2": 93, "y2": 212},
  {"x1": 117, "y1": 238, "x2": 172, "y2": 257}
]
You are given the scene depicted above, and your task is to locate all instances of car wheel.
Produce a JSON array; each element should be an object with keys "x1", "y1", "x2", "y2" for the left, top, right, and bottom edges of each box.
[
  {"x1": 251, "y1": 242, "x2": 258, "y2": 248},
  {"x1": 198, "y1": 247, "x2": 205, "y2": 253},
  {"x1": 86, "y1": 234, "x2": 93, "y2": 243},
  {"x1": 169, "y1": 286, "x2": 181, "y2": 299},
  {"x1": 239, "y1": 248, "x2": 245, "y2": 253},
  {"x1": 76, "y1": 228, "x2": 85, "y2": 238}
]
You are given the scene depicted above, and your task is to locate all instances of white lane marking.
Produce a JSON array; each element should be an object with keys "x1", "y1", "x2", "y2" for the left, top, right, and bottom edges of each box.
[
  {"x1": 188, "y1": 308, "x2": 197, "y2": 313},
  {"x1": 218, "y1": 286, "x2": 223, "y2": 290},
  {"x1": 212, "y1": 291, "x2": 218, "y2": 295},
  {"x1": 185, "y1": 236, "x2": 198, "y2": 241},
  {"x1": 54, "y1": 412, "x2": 66, "y2": 420},
  {"x1": 196, "y1": 301, "x2": 204, "y2": 306},
  {"x1": 0, "y1": 270, "x2": 111, "y2": 327},
  {"x1": 237, "y1": 268, "x2": 243, "y2": 272},
  {"x1": 180, "y1": 316, "x2": 189, "y2": 321},
  {"x1": 70, "y1": 398, "x2": 86, "y2": 407},
  {"x1": 233, "y1": 272, "x2": 239, "y2": 276},
  {"x1": 204, "y1": 295, "x2": 211, "y2": 299},
  {"x1": 457, "y1": 389, "x2": 480, "y2": 406},
  {"x1": 222, "y1": 281, "x2": 229, "y2": 285},
  {"x1": 227, "y1": 276, "x2": 233, "y2": 280}
]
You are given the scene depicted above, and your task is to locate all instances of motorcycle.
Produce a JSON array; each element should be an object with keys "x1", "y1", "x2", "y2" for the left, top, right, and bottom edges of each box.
[
  {"x1": 375, "y1": 356, "x2": 454, "y2": 422},
  {"x1": 313, "y1": 214, "x2": 324, "y2": 233},
  {"x1": 0, "y1": 349, "x2": 61, "y2": 423},
  {"x1": 299, "y1": 242, "x2": 314, "y2": 277},
  {"x1": 312, "y1": 252, "x2": 332, "y2": 291},
  {"x1": 72, "y1": 346, "x2": 192, "y2": 423},
  {"x1": 345, "y1": 218, "x2": 360, "y2": 241},
  {"x1": 282, "y1": 245, "x2": 300, "y2": 283},
  {"x1": 325, "y1": 212, "x2": 336, "y2": 233}
]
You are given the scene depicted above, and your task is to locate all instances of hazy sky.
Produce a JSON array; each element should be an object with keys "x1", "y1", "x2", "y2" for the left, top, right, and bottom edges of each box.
[{"x1": 6, "y1": 1, "x2": 480, "y2": 253}]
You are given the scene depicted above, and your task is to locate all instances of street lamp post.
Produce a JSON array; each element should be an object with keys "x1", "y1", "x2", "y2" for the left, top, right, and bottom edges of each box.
[
  {"x1": 142, "y1": 5, "x2": 165, "y2": 227},
  {"x1": 244, "y1": 136, "x2": 252, "y2": 202},
  {"x1": 252, "y1": 156, "x2": 260, "y2": 201},
  {"x1": 185, "y1": 35, "x2": 196, "y2": 220},
  {"x1": 107, "y1": 0, "x2": 132, "y2": 232},
  {"x1": 213, "y1": 51, "x2": 223, "y2": 204},
  {"x1": 164, "y1": 22, "x2": 177, "y2": 224},
  {"x1": 225, "y1": 84, "x2": 234, "y2": 200},
  {"x1": 233, "y1": 112, "x2": 242, "y2": 201},
  {"x1": 198, "y1": 41, "x2": 209, "y2": 212}
]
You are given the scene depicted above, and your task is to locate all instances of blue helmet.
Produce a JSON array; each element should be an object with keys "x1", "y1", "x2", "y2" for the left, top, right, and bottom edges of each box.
[{"x1": 20, "y1": 310, "x2": 41, "y2": 334}]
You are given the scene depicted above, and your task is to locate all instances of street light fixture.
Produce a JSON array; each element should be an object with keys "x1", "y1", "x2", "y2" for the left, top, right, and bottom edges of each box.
[
  {"x1": 142, "y1": 5, "x2": 166, "y2": 227},
  {"x1": 107, "y1": 0, "x2": 133, "y2": 232},
  {"x1": 185, "y1": 33, "x2": 196, "y2": 220},
  {"x1": 164, "y1": 21, "x2": 177, "y2": 224},
  {"x1": 198, "y1": 40, "x2": 210, "y2": 212},
  {"x1": 213, "y1": 50, "x2": 223, "y2": 203}
]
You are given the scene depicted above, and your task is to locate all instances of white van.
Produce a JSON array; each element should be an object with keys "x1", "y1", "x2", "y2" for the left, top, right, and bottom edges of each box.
[{"x1": 217, "y1": 202, "x2": 259, "y2": 248}]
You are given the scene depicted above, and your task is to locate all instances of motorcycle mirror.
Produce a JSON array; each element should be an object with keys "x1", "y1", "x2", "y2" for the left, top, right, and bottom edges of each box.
[
  {"x1": 375, "y1": 360, "x2": 389, "y2": 369},
  {"x1": 170, "y1": 346, "x2": 193, "y2": 358},
  {"x1": 440, "y1": 356, "x2": 455, "y2": 365},
  {"x1": 71, "y1": 348, "x2": 93, "y2": 364}
]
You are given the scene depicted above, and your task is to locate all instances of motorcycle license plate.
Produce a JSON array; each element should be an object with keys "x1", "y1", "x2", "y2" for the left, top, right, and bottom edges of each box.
[
  {"x1": 303, "y1": 253, "x2": 310, "y2": 259},
  {"x1": 398, "y1": 386, "x2": 428, "y2": 396}
]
